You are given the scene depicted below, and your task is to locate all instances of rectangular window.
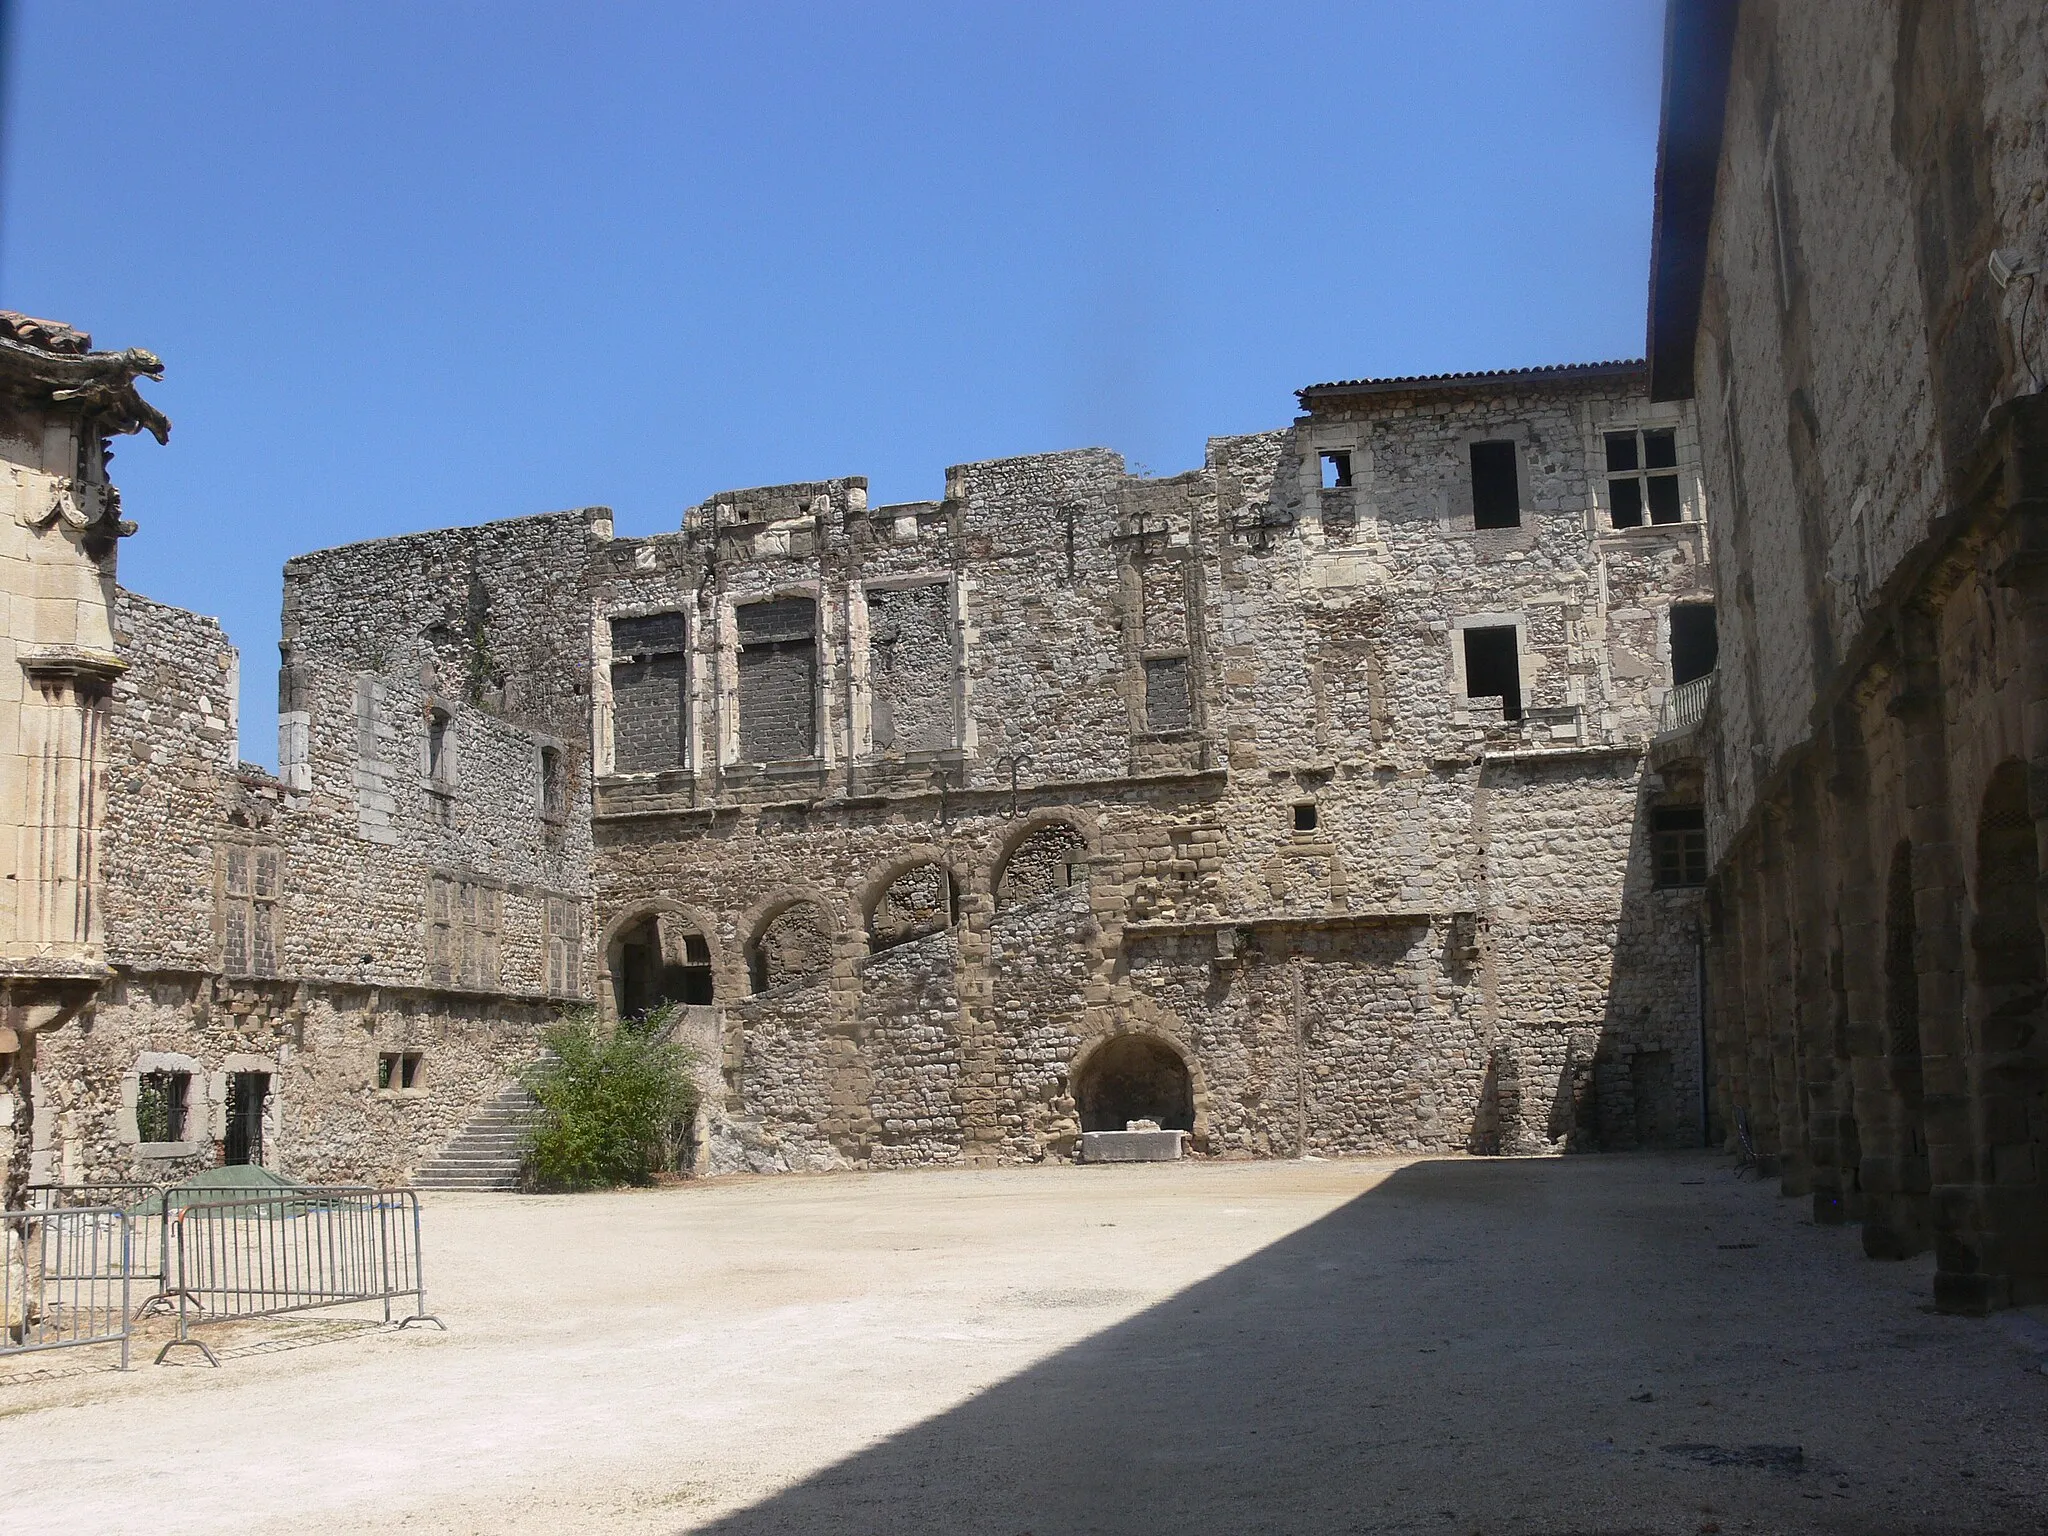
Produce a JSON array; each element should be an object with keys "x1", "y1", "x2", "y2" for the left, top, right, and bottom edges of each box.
[
  {"x1": 427, "y1": 873, "x2": 502, "y2": 989},
  {"x1": 1462, "y1": 625, "x2": 1522, "y2": 721},
  {"x1": 1319, "y1": 450, "x2": 1352, "y2": 489},
  {"x1": 546, "y1": 896, "x2": 581, "y2": 998},
  {"x1": 609, "y1": 613, "x2": 688, "y2": 773},
  {"x1": 736, "y1": 598, "x2": 819, "y2": 762},
  {"x1": 136, "y1": 1069, "x2": 191, "y2": 1143},
  {"x1": 222, "y1": 845, "x2": 281, "y2": 976},
  {"x1": 539, "y1": 744, "x2": 565, "y2": 818},
  {"x1": 377, "y1": 1051, "x2": 424, "y2": 1091},
  {"x1": 1606, "y1": 428, "x2": 1683, "y2": 527},
  {"x1": 1653, "y1": 805, "x2": 1708, "y2": 888},
  {"x1": 1670, "y1": 603, "x2": 1718, "y2": 685},
  {"x1": 1143, "y1": 655, "x2": 1192, "y2": 733},
  {"x1": 1469, "y1": 440, "x2": 1521, "y2": 529}
]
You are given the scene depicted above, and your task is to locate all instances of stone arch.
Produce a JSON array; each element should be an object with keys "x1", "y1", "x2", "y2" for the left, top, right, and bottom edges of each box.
[
  {"x1": 991, "y1": 815, "x2": 1094, "y2": 911},
  {"x1": 598, "y1": 898, "x2": 727, "y2": 1019},
  {"x1": 859, "y1": 850, "x2": 964, "y2": 954},
  {"x1": 742, "y1": 889, "x2": 839, "y2": 994},
  {"x1": 1068, "y1": 1029, "x2": 1197, "y2": 1133}
]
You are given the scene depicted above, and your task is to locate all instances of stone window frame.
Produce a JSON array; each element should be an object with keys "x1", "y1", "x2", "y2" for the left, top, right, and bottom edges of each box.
[
  {"x1": 119, "y1": 1050, "x2": 208, "y2": 1158},
  {"x1": 1449, "y1": 610, "x2": 1530, "y2": 725},
  {"x1": 852, "y1": 572, "x2": 963, "y2": 761},
  {"x1": 425, "y1": 869, "x2": 504, "y2": 991},
  {"x1": 1457, "y1": 425, "x2": 1532, "y2": 532},
  {"x1": 1592, "y1": 404, "x2": 1703, "y2": 531},
  {"x1": 1305, "y1": 424, "x2": 1370, "y2": 546},
  {"x1": 375, "y1": 1049, "x2": 427, "y2": 1097},
  {"x1": 217, "y1": 840, "x2": 283, "y2": 978},
  {"x1": 718, "y1": 584, "x2": 828, "y2": 769},
  {"x1": 545, "y1": 893, "x2": 583, "y2": 999},
  {"x1": 536, "y1": 738, "x2": 568, "y2": 822},
  {"x1": 599, "y1": 606, "x2": 691, "y2": 778}
]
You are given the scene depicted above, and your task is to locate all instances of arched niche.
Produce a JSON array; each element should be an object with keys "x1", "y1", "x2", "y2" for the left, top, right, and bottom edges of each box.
[
  {"x1": 747, "y1": 898, "x2": 835, "y2": 993},
  {"x1": 1071, "y1": 1032, "x2": 1195, "y2": 1133},
  {"x1": 993, "y1": 820, "x2": 1090, "y2": 911},
  {"x1": 867, "y1": 860, "x2": 958, "y2": 953},
  {"x1": 605, "y1": 905, "x2": 717, "y2": 1018}
]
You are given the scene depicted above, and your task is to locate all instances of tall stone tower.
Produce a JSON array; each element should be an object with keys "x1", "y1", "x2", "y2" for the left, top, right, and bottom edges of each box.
[{"x1": 0, "y1": 312, "x2": 165, "y2": 1201}]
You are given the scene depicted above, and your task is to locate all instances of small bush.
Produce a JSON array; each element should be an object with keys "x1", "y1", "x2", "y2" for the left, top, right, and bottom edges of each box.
[{"x1": 522, "y1": 1007, "x2": 701, "y2": 1189}]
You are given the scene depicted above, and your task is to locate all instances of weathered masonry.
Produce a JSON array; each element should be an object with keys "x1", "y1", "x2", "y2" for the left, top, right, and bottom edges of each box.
[
  {"x1": 1648, "y1": 0, "x2": 2048, "y2": 1311},
  {"x1": 24, "y1": 339, "x2": 1716, "y2": 1185}
]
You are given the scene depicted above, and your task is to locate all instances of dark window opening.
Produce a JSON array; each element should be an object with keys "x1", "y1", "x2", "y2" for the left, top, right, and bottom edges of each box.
[
  {"x1": 137, "y1": 1070, "x2": 191, "y2": 1143},
  {"x1": 1462, "y1": 625, "x2": 1522, "y2": 721},
  {"x1": 1670, "y1": 603, "x2": 1718, "y2": 685},
  {"x1": 1319, "y1": 451, "x2": 1352, "y2": 490},
  {"x1": 1606, "y1": 428, "x2": 1683, "y2": 527},
  {"x1": 225, "y1": 1071, "x2": 270, "y2": 1166},
  {"x1": 1074, "y1": 1035, "x2": 1195, "y2": 1133},
  {"x1": 1293, "y1": 803, "x2": 1318, "y2": 833},
  {"x1": 1652, "y1": 805, "x2": 1708, "y2": 888},
  {"x1": 377, "y1": 1051, "x2": 424, "y2": 1090},
  {"x1": 611, "y1": 915, "x2": 714, "y2": 1018},
  {"x1": 1469, "y1": 440, "x2": 1521, "y2": 529}
]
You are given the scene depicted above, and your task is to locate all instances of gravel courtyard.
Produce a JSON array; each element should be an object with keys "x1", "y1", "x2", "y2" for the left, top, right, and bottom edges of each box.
[{"x1": 9, "y1": 1153, "x2": 2048, "y2": 1535}]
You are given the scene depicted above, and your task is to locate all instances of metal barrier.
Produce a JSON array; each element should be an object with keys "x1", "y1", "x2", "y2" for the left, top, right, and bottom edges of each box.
[
  {"x1": 2, "y1": 1206, "x2": 134, "y2": 1370},
  {"x1": 29, "y1": 1182, "x2": 174, "y2": 1301},
  {"x1": 157, "y1": 1187, "x2": 439, "y2": 1366}
]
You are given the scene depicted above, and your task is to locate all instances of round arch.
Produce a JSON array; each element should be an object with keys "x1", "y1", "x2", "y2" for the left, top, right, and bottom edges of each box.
[
  {"x1": 1067, "y1": 1028, "x2": 1200, "y2": 1134},
  {"x1": 737, "y1": 883, "x2": 844, "y2": 994},
  {"x1": 856, "y1": 846, "x2": 970, "y2": 954},
  {"x1": 986, "y1": 811, "x2": 1098, "y2": 909},
  {"x1": 597, "y1": 897, "x2": 731, "y2": 1020}
]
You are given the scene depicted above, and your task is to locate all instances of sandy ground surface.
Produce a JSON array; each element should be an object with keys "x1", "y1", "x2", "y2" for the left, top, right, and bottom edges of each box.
[{"x1": 7, "y1": 1152, "x2": 2048, "y2": 1535}]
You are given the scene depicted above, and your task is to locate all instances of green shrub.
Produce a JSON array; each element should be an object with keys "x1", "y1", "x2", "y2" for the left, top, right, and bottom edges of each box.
[{"x1": 522, "y1": 1007, "x2": 701, "y2": 1189}]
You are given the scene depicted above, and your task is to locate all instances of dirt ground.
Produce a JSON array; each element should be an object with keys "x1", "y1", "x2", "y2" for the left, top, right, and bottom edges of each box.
[{"x1": 7, "y1": 1152, "x2": 2048, "y2": 1535}]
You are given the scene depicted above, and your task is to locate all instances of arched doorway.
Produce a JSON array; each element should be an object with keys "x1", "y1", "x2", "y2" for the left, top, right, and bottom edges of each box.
[
  {"x1": 609, "y1": 913, "x2": 714, "y2": 1018},
  {"x1": 1073, "y1": 1035, "x2": 1194, "y2": 1132}
]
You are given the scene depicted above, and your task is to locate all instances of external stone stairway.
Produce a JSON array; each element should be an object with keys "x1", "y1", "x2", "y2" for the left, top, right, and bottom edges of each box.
[{"x1": 415, "y1": 1084, "x2": 542, "y2": 1191}]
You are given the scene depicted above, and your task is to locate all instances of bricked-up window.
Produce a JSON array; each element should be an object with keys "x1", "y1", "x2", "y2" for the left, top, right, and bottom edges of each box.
[
  {"x1": 427, "y1": 873, "x2": 502, "y2": 989},
  {"x1": 1670, "y1": 602, "x2": 1718, "y2": 685},
  {"x1": 1652, "y1": 806, "x2": 1708, "y2": 888},
  {"x1": 1143, "y1": 656, "x2": 1192, "y2": 732},
  {"x1": 1469, "y1": 440, "x2": 1521, "y2": 529},
  {"x1": 136, "y1": 1070, "x2": 190, "y2": 1142},
  {"x1": 609, "y1": 613, "x2": 687, "y2": 773},
  {"x1": 1606, "y1": 428, "x2": 1683, "y2": 527},
  {"x1": 377, "y1": 1051, "x2": 423, "y2": 1090},
  {"x1": 736, "y1": 598, "x2": 818, "y2": 761},
  {"x1": 1462, "y1": 626, "x2": 1522, "y2": 721},
  {"x1": 223, "y1": 845, "x2": 281, "y2": 976},
  {"x1": 1319, "y1": 450, "x2": 1352, "y2": 489},
  {"x1": 545, "y1": 896, "x2": 581, "y2": 997}
]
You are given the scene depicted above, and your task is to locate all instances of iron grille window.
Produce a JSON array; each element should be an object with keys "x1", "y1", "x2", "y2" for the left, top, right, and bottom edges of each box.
[
  {"x1": 136, "y1": 1069, "x2": 190, "y2": 1142},
  {"x1": 223, "y1": 845, "x2": 281, "y2": 976},
  {"x1": 1652, "y1": 806, "x2": 1708, "y2": 888},
  {"x1": 1606, "y1": 428, "x2": 1683, "y2": 527}
]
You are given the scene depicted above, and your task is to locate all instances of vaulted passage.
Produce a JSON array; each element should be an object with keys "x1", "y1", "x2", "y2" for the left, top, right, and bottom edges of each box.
[
  {"x1": 611, "y1": 913, "x2": 714, "y2": 1017},
  {"x1": 1074, "y1": 1035, "x2": 1193, "y2": 1133}
]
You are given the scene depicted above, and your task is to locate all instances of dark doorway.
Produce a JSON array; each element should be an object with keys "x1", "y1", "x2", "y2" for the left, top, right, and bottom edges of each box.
[
  {"x1": 1670, "y1": 603, "x2": 1718, "y2": 685},
  {"x1": 225, "y1": 1071, "x2": 270, "y2": 1166},
  {"x1": 611, "y1": 915, "x2": 715, "y2": 1019},
  {"x1": 1074, "y1": 1035, "x2": 1195, "y2": 1133}
]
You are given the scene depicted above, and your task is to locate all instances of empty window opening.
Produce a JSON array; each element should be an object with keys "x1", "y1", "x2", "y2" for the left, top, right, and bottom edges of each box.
[
  {"x1": 748, "y1": 900, "x2": 833, "y2": 992},
  {"x1": 609, "y1": 613, "x2": 688, "y2": 773},
  {"x1": 1293, "y1": 803, "x2": 1319, "y2": 833},
  {"x1": 222, "y1": 845, "x2": 281, "y2": 977},
  {"x1": 1074, "y1": 1035, "x2": 1195, "y2": 1133},
  {"x1": 869, "y1": 863, "x2": 957, "y2": 953},
  {"x1": 610, "y1": 913, "x2": 714, "y2": 1018},
  {"x1": 1468, "y1": 440, "x2": 1521, "y2": 529},
  {"x1": 1143, "y1": 655, "x2": 1192, "y2": 733},
  {"x1": 136, "y1": 1069, "x2": 191, "y2": 1143},
  {"x1": 737, "y1": 599, "x2": 819, "y2": 762},
  {"x1": 1606, "y1": 428, "x2": 1683, "y2": 527},
  {"x1": 1319, "y1": 451, "x2": 1353, "y2": 490},
  {"x1": 1652, "y1": 805, "x2": 1707, "y2": 888},
  {"x1": 225, "y1": 1071, "x2": 270, "y2": 1166},
  {"x1": 995, "y1": 823, "x2": 1089, "y2": 911},
  {"x1": 377, "y1": 1051, "x2": 424, "y2": 1091},
  {"x1": 539, "y1": 745, "x2": 565, "y2": 818},
  {"x1": 1670, "y1": 603, "x2": 1718, "y2": 685},
  {"x1": 427, "y1": 709, "x2": 453, "y2": 785},
  {"x1": 1462, "y1": 625, "x2": 1522, "y2": 721}
]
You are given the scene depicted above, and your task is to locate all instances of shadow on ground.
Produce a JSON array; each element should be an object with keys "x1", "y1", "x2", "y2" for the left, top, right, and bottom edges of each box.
[{"x1": 686, "y1": 1155, "x2": 2044, "y2": 1536}]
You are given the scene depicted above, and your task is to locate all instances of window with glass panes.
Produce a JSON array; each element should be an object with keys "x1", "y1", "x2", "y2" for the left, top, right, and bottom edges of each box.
[
  {"x1": 1605, "y1": 427, "x2": 1683, "y2": 527},
  {"x1": 1652, "y1": 806, "x2": 1708, "y2": 888}
]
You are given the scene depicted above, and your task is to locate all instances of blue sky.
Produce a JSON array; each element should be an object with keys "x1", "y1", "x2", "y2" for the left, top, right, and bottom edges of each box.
[{"x1": 2, "y1": 1, "x2": 1665, "y2": 767}]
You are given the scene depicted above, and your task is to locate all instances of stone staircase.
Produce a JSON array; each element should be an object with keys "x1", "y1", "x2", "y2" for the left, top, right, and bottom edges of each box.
[{"x1": 415, "y1": 1085, "x2": 542, "y2": 1191}]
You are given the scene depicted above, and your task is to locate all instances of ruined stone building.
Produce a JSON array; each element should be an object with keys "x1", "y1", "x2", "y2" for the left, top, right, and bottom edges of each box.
[
  {"x1": 11, "y1": 327, "x2": 1717, "y2": 1187},
  {"x1": 1647, "y1": 0, "x2": 2048, "y2": 1311}
]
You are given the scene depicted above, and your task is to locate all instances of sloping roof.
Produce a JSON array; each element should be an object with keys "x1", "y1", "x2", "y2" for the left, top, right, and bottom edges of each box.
[
  {"x1": 1297, "y1": 359, "x2": 1646, "y2": 408},
  {"x1": 1645, "y1": 0, "x2": 1741, "y2": 401}
]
